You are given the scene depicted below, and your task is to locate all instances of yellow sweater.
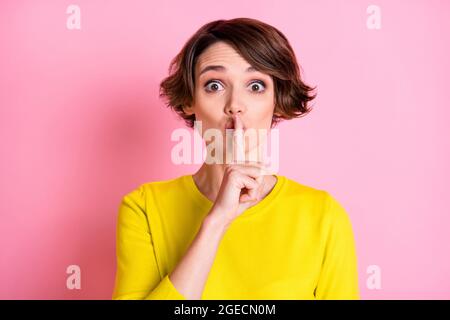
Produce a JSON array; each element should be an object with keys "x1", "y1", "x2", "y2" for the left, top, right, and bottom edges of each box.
[{"x1": 112, "y1": 174, "x2": 359, "y2": 300}]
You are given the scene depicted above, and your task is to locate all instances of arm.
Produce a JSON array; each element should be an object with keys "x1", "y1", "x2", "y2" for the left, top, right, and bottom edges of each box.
[
  {"x1": 112, "y1": 187, "x2": 184, "y2": 299},
  {"x1": 113, "y1": 141, "x2": 265, "y2": 300},
  {"x1": 314, "y1": 192, "x2": 360, "y2": 300},
  {"x1": 112, "y1": 186, "x2": 229, "y2": 300},
  {"x1": 169, "y1": 209, "x2": 229, "y2": 300}
]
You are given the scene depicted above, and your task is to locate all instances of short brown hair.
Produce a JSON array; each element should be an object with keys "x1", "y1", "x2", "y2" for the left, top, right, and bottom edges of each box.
[{"x1": 159, "y1": 17, "x2": 317, "y2": 129}]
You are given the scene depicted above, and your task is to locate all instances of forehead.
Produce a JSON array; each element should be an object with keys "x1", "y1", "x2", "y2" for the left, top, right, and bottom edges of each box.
[{"x1": 196, "y1": 42, "x2": 253, "y2": 75}]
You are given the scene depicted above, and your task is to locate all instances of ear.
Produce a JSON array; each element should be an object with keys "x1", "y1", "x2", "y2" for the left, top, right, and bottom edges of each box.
[
  {"x1": 273, "y1": 111, "x2": 282, "y2": 117},
  {"x1": 273, "y1": 106, "x2": 282, "y2": 118},
  {"x1": 182, "y1": 104, "x2": 195, "y2": 116}
]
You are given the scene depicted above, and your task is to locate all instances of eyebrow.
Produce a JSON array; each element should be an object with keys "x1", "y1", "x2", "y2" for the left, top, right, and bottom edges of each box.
[{"x1": 198, "y1": 65, "x2": 257, "y2": 77}]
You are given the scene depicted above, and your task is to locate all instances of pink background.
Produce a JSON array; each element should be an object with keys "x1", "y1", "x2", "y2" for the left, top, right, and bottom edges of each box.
[{"x1": 1, "y1": 0, "x2": 449, "y2": 299}]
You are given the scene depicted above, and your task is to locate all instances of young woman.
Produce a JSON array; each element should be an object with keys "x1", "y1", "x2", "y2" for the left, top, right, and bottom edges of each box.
[{"x1": 112, "y1": 18, "x2": 359, "y2": 300}]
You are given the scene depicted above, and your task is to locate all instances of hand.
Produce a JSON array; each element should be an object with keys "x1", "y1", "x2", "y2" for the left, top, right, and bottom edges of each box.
[{"x1": 210, "y1": 113, "x2": 270, "y2": 225}]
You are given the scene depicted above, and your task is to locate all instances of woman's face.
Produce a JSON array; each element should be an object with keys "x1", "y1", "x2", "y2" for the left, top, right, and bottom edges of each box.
[{"x1": 185, "y1": 41, "x2": 276, "y2": 161}]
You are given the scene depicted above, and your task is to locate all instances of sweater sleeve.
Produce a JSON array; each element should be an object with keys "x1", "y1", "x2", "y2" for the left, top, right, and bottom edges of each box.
[
  {"x1": 112, "y1": 186, "x2": 186, "y2": 300},
  {"x1": 314, "y1": 192, "x2": 360, "y2": 300}
]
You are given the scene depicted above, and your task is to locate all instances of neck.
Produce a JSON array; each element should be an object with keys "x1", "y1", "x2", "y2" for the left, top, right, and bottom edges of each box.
[
  {"x1": 192, "y1": 162, "x2": 277, "y2": 204},
  {"x1": 192, "y1": 162, "x2": 227, "y2": 203}
]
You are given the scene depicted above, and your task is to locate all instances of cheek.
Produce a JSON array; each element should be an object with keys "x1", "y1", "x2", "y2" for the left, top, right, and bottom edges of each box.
[
  {"x1": 196, "y1": 101, "x2": 220, "y2": 117},
  {"x1": 253, "y1": 99, "x2": 275, "y2": 118},
  {"x1": 195, "y1": 87, "x2": 224, "y2": 106},
  {"x1": 250, "y1": 89, "x2": 275, "y2": 112},
  {"x1": 192, "y1": 104, "x2": 222, "y2": 130},
  {"x1": 193, "y1": 92, "x2": 218, "y2": 115}
]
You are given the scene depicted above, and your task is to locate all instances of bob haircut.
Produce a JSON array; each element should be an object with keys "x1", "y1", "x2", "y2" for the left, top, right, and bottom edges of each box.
[{"x1": 159, "y1": 17, "x2": 317, "y2": 129}]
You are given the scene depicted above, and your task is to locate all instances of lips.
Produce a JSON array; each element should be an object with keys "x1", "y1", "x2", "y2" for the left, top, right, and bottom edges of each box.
[
  {"x1": 224, "y1": 118, "x2": 245, "y2": 130},
  {"x1": 225, "y1": 121, "x2": 235, "y2": 130}
]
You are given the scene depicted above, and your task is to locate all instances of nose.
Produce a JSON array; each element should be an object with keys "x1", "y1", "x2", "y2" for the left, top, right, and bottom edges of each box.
[{"x1": 224, "y1": 90, "x2": 246, "y2": 116}]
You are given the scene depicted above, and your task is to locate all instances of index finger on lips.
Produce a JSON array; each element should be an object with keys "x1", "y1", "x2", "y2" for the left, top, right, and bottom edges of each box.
[{"x1": 232, "y1": 114, "x2": 245, "y2": 164}]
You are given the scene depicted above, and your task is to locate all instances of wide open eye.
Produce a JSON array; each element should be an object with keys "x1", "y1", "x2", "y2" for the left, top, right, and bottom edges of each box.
[
  {"x1": 204, "y1": 80, "x2": 224, "y2": 93},
  {"x1": 204, "y1": 79, "x2": 266, "y2": 94},
  {"x1": 248, "y1": 80, "x2": 266, "y2": 93}
]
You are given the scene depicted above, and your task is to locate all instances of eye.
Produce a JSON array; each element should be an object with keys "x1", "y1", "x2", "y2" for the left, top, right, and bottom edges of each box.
[
  {"x1": 248, "y1": 80, "x2": 266, "y2": 93},
  {"x1": 203, "y1": 79, "x2": 267, "y2": 94},
  {"x1": 204, "y1": 80, "x2": 224, "y2": 93}
]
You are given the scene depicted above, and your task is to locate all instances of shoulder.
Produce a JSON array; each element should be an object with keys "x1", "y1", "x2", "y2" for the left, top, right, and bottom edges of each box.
[
  {"x1": 119, "y1": 175, "x2": 186, "y2": 208},
  {"x1": 282, "y1": 177, "x2": 356, "y2": 250},
  {"x1": 281, "y1": 175, "x2": 329, "y2": 207},
  {"x1": 123, "y1": 175, "x2": 185, "y2": 198},
  {"x1": 281, "y1": 175, "x2": 351, "y2": 223},
  {"x1": 282, "y1": 175, "x2": 326, "y2": 198}
]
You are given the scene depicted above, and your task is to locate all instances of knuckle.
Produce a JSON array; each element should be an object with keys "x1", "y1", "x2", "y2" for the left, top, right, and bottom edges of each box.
[
  {"x1": 228, "y1": 169, "x2": 240, "y2": 180},
  {"x1": 225, "y1": 165, "x2": 236, "y2": 174}
]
